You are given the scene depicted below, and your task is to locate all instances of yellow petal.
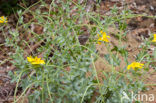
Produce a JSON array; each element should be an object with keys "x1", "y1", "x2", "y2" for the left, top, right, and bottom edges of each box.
[
  {"x1": 97, "y1": 31, "x2": 110, "y2": 44},
  {"x1": 98, "y1": 37, "x2": 103, "y2": 41},
  {"x1": 0, "y1": 16, "x2": 8, "y2": 23},
  {"x1": 152, "y1": 34, "x2": 156, "y2": 42},
  {"x1": 97, "y1": 34, "x2": 100, "y2": 37},
  {"x1": 152, "y1": 39, "x2": 156, "y2": 42},
  {"x1": 98, "y1": 41, "x2": 101, "y2": 45},
  {"x1": 102, "y1": 32, "x2": 107, "y2": 36},
  {"x1": 102, "y1": 38, "x2": 109, "y2": 42},
  {"x1": 27, "y1": 56, "x2": 45, "y2": 65},
  {"x1": 127, "y1": 62, "x2": 144, "y2": 70},
  {"x1": 106, "y1": 35, "x2": 110, "y2": 38},
  {"x1": 27, "y1": 56, "x2": 34, "y2": 62},
  {"x1": 39, "y1": 60, "x2": 45, "y2": 64},
  {"x1": 127, "y1": 65, "x2": 131, "y2": 70},
  {"x1": 100, "y1": 31, "x2": 103, "y2": 34}
]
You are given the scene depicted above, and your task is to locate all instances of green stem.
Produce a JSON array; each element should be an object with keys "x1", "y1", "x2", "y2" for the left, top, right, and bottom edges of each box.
[
  {"x1": 14, "y1": 71, "x2": 24, "y2": 102},
  {"x1": 46, "y1": 75, "x2": 53, "y2": 103},
  {"x1": 41, "y1": 68, "x2": 45, "y2": 103}
]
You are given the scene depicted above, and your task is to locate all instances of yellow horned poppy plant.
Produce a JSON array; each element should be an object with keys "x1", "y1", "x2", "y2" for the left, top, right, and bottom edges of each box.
[
  {"x1": 127, "y1": 62, "x2": 144, "y2": 70},
  {"x1": 152, "y1": 34, "x2": 156, "y2": 42},
  {"x1": 27, "y1": 56, "x2": 45, "y2": 65},
  {"x1": 97, "y1": 31, "x2": 110, "y2": 44},
  {"x1": 0, "y1": 16, "x2": 8, "y2": 23}
]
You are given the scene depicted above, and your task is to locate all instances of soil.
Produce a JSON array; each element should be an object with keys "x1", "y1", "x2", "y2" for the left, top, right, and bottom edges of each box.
[{"x1": 0, "y1": 0, "x2": 155, "y2": 102}]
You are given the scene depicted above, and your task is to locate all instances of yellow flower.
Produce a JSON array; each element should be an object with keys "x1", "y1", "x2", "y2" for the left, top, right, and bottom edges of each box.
[
  {"x1": 152, "y1": 34, "x2": 156, "y2": 42},
  {"x1": 27, "y1": 56, "x2": 45, "y2": 65},
  {"x1": 127, "y1": 62, "x2": 144, "y2": 70},
  {"x1": 97, "y1": 31, "x2": 110, "y2": 44},
  {"x1": 0, "y1": 16, "x2": 8, "y2": 23},
  {"x1": 14, "y1": 72, "x2": 17, "y2": 76}
]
